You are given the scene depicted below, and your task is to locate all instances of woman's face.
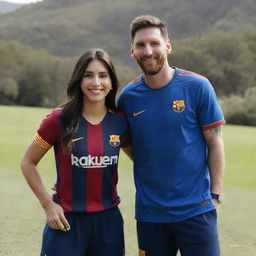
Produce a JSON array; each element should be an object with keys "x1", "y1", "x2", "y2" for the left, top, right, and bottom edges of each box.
[{"x1": 80, "y1": 59, "x2": 112, "y2": 104}]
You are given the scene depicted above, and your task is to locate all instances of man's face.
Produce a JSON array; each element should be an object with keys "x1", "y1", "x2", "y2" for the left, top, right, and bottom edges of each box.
[{"x1": 131, "y1": 27, "x2": 171, "y2": 75}]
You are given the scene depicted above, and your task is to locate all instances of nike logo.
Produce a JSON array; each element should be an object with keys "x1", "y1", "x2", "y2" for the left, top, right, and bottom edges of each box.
[
  {"x1": 72, "y1": 137, "x2": 84, "y2": 142},
  {"x1": 133, "y1": 109, "x2": 146, "y2": 117}
]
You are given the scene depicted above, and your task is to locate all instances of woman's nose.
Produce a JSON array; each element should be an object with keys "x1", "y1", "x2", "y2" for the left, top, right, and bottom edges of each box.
[{"x1": 92, "y1": 76, "x2": 100, "y2": 86}]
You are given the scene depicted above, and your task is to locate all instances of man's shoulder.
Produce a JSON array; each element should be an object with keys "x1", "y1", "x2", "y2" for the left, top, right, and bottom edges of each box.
[
  {"x1": 120, "y1": 75, "x2": 144, "y2": 95},
  {"x1": 177, "y1": 68, "x2": 207, "y2": 80},
  {"x1": 128, "y1": 75, "x2": 143, "y2": 85},
  {"x1": 175, "y1": 68, "x2": 212, "y2": 91}
]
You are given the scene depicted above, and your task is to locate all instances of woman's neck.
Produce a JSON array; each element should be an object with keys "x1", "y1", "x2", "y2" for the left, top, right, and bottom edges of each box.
[{"x1": 82, "y1": 101, "x2": 107, "y2": 125}]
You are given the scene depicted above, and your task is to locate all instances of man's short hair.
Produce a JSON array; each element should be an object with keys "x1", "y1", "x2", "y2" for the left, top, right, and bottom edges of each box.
[{"x1": 130, "y1": 15, "x2": 169, "y2": 42}]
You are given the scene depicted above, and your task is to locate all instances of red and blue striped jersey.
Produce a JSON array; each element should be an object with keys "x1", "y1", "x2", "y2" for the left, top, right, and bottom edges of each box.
[{"x1": 34, "y1": 109, "x2": 129, "y2": 213}]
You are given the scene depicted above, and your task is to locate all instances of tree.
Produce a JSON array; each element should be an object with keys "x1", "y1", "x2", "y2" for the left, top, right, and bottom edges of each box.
[{"x1": 171, "y1": 30, "x2": 256, "y2": 97}]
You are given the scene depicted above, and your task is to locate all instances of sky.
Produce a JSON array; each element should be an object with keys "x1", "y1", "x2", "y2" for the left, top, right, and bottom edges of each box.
[{"x1": 1, "y1": 0, "x2": 42, "y2": 4}]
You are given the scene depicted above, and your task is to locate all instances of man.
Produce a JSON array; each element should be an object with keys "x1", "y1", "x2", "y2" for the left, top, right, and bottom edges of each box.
[{"x1": 118, "y1": 15, "x2": 225, "y2": 256}]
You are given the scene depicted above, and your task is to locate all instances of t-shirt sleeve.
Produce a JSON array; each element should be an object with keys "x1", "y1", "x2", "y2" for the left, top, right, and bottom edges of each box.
[
  {"x1": 34, "y1": 109, "x2": 61, "y2": 149},
  {"x1": 122, "y1": 125, "x2": 131, "y2": 148},
  {"x1": 117, "y1": 90, "x2": 126, "y2": 112},
  {"x1": 197, "y1": 79, "x2": 225, "y2": 130},
  {"x1": 115, "y1": 111, "x2": 131, "y2": 148}
]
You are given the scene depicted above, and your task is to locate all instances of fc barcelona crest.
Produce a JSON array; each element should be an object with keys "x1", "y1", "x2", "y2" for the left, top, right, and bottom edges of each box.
[
  {"x1": 172, "y1": 100, "x2": 185, "y2": 113},
  {"x1": 109, "y1": 135, "x2": 120, "y2": 147}
]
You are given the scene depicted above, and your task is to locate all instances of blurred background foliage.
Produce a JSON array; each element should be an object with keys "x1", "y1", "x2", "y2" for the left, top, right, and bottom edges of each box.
[{"x1": 0, "y1": 0, "x2": 255, "y2": 125}]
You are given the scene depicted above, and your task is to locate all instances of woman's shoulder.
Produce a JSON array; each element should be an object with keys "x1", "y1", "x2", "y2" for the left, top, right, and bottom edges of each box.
[
  {"x1": 108, "y1": 109, "x2": 126, "y2": 119},
  {"x1": 45, "y1": 107, "x2": 62, "y2": 120},
  {"x1": 40, "y1": 108, "x2": 63, "y2": 128}
]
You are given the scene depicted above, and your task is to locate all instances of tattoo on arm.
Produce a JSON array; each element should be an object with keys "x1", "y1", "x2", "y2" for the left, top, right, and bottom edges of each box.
[{"x1": 209, "y1": 126, "x2": 223, "y2": 137}]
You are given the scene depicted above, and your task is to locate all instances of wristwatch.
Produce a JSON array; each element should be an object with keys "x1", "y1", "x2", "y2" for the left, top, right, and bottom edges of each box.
[{"x1": 211, "y1": 193, "x2": 225, "y2": 204}]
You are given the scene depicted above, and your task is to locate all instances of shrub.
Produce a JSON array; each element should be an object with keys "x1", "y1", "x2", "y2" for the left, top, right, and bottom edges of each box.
[{"x1": 220, "y1": 87, "x2": 256, "y2": 126}]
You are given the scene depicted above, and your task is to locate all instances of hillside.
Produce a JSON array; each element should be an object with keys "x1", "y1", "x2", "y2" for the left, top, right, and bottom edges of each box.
[
  {"x1": 0, "y1": 1, "x2": 24, "y2": 14},
  {"x1": 0, "y1": 0, "x2": 255, "y2": 64}
]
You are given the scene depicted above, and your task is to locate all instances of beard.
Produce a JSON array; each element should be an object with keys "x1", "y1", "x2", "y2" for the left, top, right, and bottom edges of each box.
[{"x1": 136, "y1": 54, "x2": 166, "y2": 76}]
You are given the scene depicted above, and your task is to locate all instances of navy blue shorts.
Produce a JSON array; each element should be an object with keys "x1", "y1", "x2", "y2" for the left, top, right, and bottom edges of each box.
[
  {"x1": 40, "y1": 207, "x2": 124, "y2": 256},
  {"x1": 137, "y1": 210, "x2": 220, "y2": 256}
]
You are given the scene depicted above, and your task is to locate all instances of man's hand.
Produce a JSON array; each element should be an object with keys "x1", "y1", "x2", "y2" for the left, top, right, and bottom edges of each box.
[{"x1": 213, "y1": 198, "x2": 220, "y2": 213}]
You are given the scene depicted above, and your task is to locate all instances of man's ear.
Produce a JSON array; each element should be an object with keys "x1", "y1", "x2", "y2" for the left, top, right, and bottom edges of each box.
[
  {"x1": 130, "y1": 44, "x2": 135, "y2": 58},
  {"x1": 166, "y1": 39, "x2": 172, "y2": 54}
]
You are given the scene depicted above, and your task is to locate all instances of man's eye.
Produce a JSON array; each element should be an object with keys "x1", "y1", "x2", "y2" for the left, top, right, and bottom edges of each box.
[
  {"x1": 136, "y1": 43, "x2": 144, "y2": 48},
  {"x1": 151, "y1": 42, "x2": 159, "y2": 46}
]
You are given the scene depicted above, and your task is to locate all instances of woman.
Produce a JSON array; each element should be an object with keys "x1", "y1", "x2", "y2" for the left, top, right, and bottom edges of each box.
[{"x1": 20, "y1": 49, "x2": 129, "y2": 256}]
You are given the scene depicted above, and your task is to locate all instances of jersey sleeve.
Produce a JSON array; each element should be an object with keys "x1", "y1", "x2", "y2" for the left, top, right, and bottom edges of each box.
[
  {"x1": 115, "y1": 111, "x2": 131, "y2": 148},
  {"x1": 121, "y1": 125, "x2": 131, "y2": 148},
  {"x1": 117, "y1": 92, "x2": 125, "y2": 112},
  {"x1": 34, "y1": 109, "x2": 61, "y2": 149},
  {"x1": 197, "y1": 79, "x2": 225, "y2": 130}
]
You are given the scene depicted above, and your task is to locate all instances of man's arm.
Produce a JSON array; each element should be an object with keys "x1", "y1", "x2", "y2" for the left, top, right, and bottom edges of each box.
[{"x1": 203, "y1": 126, "x2": 225, "y2": 210}]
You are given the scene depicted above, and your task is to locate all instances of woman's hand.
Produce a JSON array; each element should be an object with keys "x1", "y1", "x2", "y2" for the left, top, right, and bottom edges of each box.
[{"x1": 43, "y1": 201, "x2": 70, "y2": 232}]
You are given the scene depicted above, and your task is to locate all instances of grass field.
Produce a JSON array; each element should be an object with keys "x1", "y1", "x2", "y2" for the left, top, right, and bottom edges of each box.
[{"x1": 0, "y1": 105, "x2": 256, "y2": 256}]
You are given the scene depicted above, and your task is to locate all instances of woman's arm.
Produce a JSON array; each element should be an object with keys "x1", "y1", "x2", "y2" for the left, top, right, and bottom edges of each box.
[{"x1": 20, "y1": 140, "x2": 70, "y2": 231}]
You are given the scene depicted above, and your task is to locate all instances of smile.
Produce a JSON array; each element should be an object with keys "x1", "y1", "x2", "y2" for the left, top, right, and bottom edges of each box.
[
  {"x1": 143, "y1": 57, "x2": 157, "y2": 63},
  {"x1": 143, "y1": 57, "x2": 155, "y2": 61},
  {"x1": 88, "y1": 89, "x2": 104, "y2": 92}
]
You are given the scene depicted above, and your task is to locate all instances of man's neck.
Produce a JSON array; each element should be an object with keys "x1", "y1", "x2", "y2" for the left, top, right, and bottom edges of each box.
[{"x1": 144, "y1": 66, "x2": 175, "y2": 89}]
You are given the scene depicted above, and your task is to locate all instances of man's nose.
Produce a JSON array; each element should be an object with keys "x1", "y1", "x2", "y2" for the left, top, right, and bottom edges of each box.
[{"x1": 144, "y1": 45, "x2": 153, "y2": 56}]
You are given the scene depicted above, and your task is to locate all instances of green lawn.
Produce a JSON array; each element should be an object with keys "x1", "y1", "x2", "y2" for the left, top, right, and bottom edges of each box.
[{"x1": 0, "y1": 105, "x2": 255, "y2": 256}]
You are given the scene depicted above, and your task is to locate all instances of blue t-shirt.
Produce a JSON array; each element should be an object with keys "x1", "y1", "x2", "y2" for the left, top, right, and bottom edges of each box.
[{"x1": 117, "y1": 68, "x2": 225, "y2": 222}]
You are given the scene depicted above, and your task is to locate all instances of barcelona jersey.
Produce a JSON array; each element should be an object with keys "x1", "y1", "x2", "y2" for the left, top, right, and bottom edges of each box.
[
  {"x1": 34, "y1": 109, "x2": 129, "y2": 213},
  {"x1": 118, "y1": 68, "x2": 225, "y2": 223}
]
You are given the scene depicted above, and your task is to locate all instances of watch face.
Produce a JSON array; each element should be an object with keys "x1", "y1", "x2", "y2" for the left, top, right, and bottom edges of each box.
[
  {"x1": 211, "y1": 193, "x2": 225, "y2": 204},
  {"x1": 218, "y1": 194, "x2": 225, "y2": 203}
]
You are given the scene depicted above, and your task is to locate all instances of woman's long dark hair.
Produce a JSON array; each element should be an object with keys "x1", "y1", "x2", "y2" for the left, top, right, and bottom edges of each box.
[{"x1": 61, "y1": 48, "x2": 119, "y2": 153}]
